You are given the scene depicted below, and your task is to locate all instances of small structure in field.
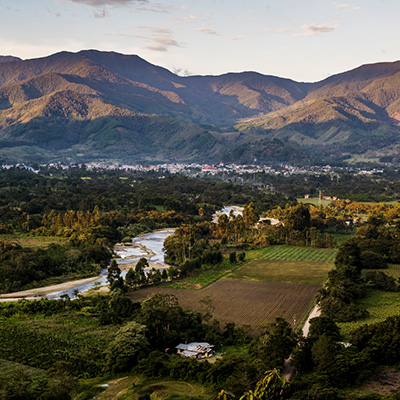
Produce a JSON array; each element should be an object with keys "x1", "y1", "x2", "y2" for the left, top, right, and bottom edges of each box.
[{"x1": 175, "y1": 342, "x2": 214, "y2": 359}]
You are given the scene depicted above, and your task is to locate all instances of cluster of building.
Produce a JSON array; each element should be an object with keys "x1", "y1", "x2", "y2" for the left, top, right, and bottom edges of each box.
[
  {"x1": 175, "y1": 342, "x2": 215, "y2": 359},
  {"x1": 0, "y1": 161, "x2": 385, "y2": 178}
]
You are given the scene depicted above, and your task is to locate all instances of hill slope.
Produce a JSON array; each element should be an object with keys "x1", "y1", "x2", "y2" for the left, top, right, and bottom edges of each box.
[{"x1": 1, "y1": 51, "x2": 400, "y2": 164}]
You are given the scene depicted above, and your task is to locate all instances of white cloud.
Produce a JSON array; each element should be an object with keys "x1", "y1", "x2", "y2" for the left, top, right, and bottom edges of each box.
[
  {"x1": 274, "y1": 28, "x2": 290, "y2": 34},
  {"x1": 293, "y1": 23, "x2": 338, "y2": 37},
  {"x1": 194, "y1": 28, "x2": 221, "y2": 36},
  {"x1": 175, "y1": 13, "x2": 198, "y2": 23},
  {"x1": 93, "y1": 8, "x2": 109, "y2": 18},
  {"x1": 333, "y1": 2, "x2": 360, "y2": 11},
  {"x1": 67, "y1": 0, "x2": 147, "y2": 6},
  {"x1": 0, "y1": 39, "x2": 86, "y2": 60},
  {"x1": 172, "y1": 66, "x2": 192, "y2": 76},
  {"x1": 107, "y1": 26, "x2": 182, "y2": 52},
  {"x1": 229, "y1": 35, "x2": 246, "y2": 41}
]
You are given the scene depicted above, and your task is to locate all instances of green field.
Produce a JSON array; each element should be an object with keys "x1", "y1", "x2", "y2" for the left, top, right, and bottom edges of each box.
[
  {"x1": 338, "y1": 289, "x2": 400, "y2": 338},
  {"x1": 363, "y1": 264, "x2": 400, "y2": 279},
  {"x1": 0, "y1": 234, "x2": 68, "y2": 249},
  {"x1": 247, "y1": 245, "x2": 338, "y2": 263},
  {"x1": 86, "y1": 375, "x2": 211, "y2": 400},
  {"x1": 225, "y1": 259, "x2": 332, "y2": 285},
  {"x1": 162, "y1": 259, "x2": 238, "y2": 290},
  {"x1": 338, "y1": 263, "x2": 400, "y2": 338},
  {"x1": 298, "y1": 197, "x2": 333, "y2": 207}
]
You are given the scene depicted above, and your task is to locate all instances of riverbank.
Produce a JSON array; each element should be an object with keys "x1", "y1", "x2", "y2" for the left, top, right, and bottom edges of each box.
[
  {"x1": 0, "y1": 276, "x2": 100, "y2": 302},
  {"x1": 0, "y1": 228, "x2": 176, "y2": 302}
]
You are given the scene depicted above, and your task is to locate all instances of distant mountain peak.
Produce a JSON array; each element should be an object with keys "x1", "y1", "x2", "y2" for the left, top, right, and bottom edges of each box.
[
  {"x1": 0, "y1": 55, "x2": 22, "y2": 63},
  {"x1": 1, "y1": 49, "x2": 400, "y2": 165}
]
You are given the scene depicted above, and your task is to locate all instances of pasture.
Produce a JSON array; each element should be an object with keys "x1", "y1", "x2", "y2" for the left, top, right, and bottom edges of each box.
[
  {"x1": 0, "y1": 234, "x2": 68, "y2": 249},
  {"x1": 225, "y1": 259, "x2": 332, "y2": 285},
  {"x1": 338, "y1": 289, "x2": 400, "y2": 338},
  {"x1": 128, "y1": 280, "x2": 320, "y2": 330},
  {"x1": 246, "y1": 245, "x2": 338, "y2": 263},
  {"x1": 339, "y1": 263, "x2": 400, "y2": 338}
]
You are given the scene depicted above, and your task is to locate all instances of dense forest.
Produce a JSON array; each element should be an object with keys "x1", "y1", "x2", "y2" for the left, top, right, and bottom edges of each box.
[
  {"x1": 0, "y1": 166, "x2": 286, "y2": 293},
  {"x1": 1, "y1": 166, "x2": 400, "y2": 399}
]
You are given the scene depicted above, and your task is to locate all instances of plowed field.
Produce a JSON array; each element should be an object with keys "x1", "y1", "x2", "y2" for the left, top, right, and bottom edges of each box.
[{"x1": 128, "y1": 280, "x2": 320, "y2": 330}]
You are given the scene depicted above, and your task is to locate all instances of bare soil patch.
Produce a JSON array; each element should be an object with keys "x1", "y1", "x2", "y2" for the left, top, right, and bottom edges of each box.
[{"x1": 128, "y1": 280, "x2": 320, "y2": 331}]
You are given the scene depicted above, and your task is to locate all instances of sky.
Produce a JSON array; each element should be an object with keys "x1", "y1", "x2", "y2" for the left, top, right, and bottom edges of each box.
[{"x1": 0, "y1": 0, "x2": 398, "y2": 82}]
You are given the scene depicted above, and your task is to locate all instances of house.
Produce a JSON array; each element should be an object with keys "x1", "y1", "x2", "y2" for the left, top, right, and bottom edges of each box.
[{"x1": 175, "y1": 342, "x2": 214, "y2": 359}]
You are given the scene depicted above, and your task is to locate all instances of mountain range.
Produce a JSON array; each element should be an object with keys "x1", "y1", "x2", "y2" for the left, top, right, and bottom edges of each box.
[{"x1": 1, "y1": 50, "x2": 400, "y2": 164}]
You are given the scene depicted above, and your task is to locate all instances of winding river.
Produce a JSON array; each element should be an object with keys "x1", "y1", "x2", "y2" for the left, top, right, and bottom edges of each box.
[
  {"x1": 45, "y1": 230, "x2": 175, "y2": 299},
  {"x1": 44, "y1": 206, "x2": 243, "y2": 299},
  {"x1": 0, "y1": 206, "x2": 242, "y2": 302}
]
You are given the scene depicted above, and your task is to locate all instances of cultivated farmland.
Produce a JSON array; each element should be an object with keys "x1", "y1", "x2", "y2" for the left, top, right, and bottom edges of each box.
[
  {"x1": 247, "y1": 245, "x2": 337, "y2": 263},
  {"x1": 128, "y1": 245, "x2": 336, "y2": 331},
  {"x1": 225, "y1": 259, "x2": 332, "y2": 285},
  {"x1": 128, "y1": 280, "x2": 320, "y2": 331}
]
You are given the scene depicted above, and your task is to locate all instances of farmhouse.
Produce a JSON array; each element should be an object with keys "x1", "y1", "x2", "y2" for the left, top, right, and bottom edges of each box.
[{"x1": 175, "y1": 342, "x2": 214, "y2": 359}]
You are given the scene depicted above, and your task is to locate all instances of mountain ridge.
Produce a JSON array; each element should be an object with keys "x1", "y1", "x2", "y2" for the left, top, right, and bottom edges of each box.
[{"x1": 1, "y1": 50, "x2": 400, "y2": 164}]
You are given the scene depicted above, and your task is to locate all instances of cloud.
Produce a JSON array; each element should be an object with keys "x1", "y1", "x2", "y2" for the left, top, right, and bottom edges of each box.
[
  {"x1": 93, "y1": 8, "x2": 109, "y2": 18},
  {"x1": 133, "y1": 2, "x2": 177, "y2": 13},
  {"x1": 107, "y1": 26, "x2": 182, "y2": 52},
  {"x1": 47, "y1": 7, "x2": 62, "y2": 17},
  {"x1": 67, "y1": 0, "x2": 147, "y2": 6},
  {"x1": 229, "y1": 35, "x2": 246, "y2": 41},
  {"x1": 333, "y1": 2, "x2": 360, "y2": 11},
  {"x1": 174, "y1": 13, "x2": 199, "y2": 23},
  {"x1": 293, "y1": 23, "x2": 338, "y2": 37},
  {"x1": 172, "y1": 66, "x2": 192, "y2": 76},
  {"x1": 194, "y1": 28, "x2": 221, "y2": 36},
  {"x1": 274, "y1": 28, "x2": 290, "y2": 34},
  {"x1": 151, "y1": 3, "x2": 176, "y2": 12}
]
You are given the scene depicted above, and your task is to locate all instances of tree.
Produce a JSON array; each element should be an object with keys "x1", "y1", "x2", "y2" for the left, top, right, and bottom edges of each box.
[
  {"x1": 285, "y1": 203, "x2": 311, "y2": 232},
  {"x1": 239, "y1": 369, "x2": 287, "y2": 400},
  {"x1": 249, "y1": 317, "x2": 297, "y2": 369},
  {"x1": 335, "y1": 238, "x2": 362, "y2": 270},
  {"x1": 105, "y1": 321, "x2": 149, "y2": 372},
  {"x1": 107, "y1": 260, "x2": 124, "y2": 291},
  {"x1": 134, "y1": 257, "x2": 149, "y2": 285},
  {"x1": 138, "y1": 293, "x2": 182, "y2": 346},
  {"x1": 243, "y1": 202, "x2": 259, "y2": 229}
]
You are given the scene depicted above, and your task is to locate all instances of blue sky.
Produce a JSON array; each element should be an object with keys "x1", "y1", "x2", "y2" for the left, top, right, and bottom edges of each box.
[{"x1": 0, "y1": 0, "x2": 398, "y2": 82}]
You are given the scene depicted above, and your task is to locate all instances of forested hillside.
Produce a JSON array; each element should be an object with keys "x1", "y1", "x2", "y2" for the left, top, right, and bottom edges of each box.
[{"x1": 2, "y1": 51, "x2": 400, "y2": 164}]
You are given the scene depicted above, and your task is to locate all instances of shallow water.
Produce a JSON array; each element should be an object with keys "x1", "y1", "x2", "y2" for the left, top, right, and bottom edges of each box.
[{"x1": 45, "y1": 230, "x2": 174, "y2": 299}]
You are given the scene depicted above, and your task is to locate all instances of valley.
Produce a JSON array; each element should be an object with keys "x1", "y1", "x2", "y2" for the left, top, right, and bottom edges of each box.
[{"x1": 1, "y1": 166, "x2": 400, "y2": 399}]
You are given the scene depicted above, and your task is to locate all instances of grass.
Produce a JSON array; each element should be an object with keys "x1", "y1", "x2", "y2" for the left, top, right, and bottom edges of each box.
[
  {"x1": 0, "y1": 233, "x2": 68, "y2": 249},
  {"x1": 346, "y1": 156, "x2": 380, "y2": 164},
  {"x1": 92, "y1": 376, "x2": 140, "y2": 400},
  {"x1": 122, "y1": 377, "x2": 212, "y2": 400},
  {"x1": 161, "y1": 259, "x2": 238, "y2": 290},
  {"x1": 246, "y1": 245, "x2": 338, "y2": 263},
  {"x1": 222, "y1": 344, "x2": 248, "y2": 356},
  {"x1": 299, "y1": 197, "x2": 333, "y2": 207},
  {"x1": 0, "y1": 311, "x2": 117, "y2": 376},
  {"x1": 338, "y1": 289, "x2": 400, "y2": 339},
  {"x1": 362, "y1": 264, "x2": 400, "y2": 280},
  {"x1": 225, "y1": 259, "x2": 332, "y2": 285}
]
